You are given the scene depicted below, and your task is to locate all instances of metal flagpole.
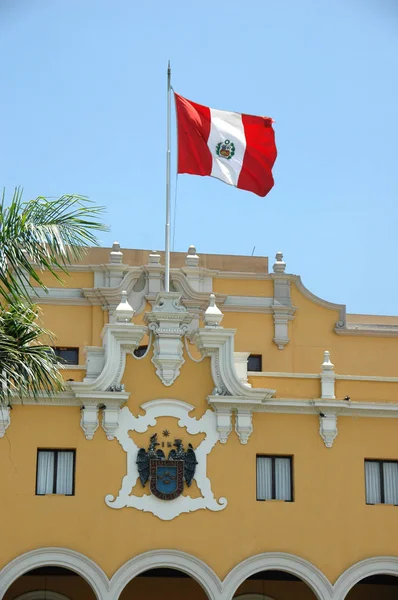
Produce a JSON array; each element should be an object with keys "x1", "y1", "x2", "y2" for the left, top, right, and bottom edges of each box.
[{"x1": 164, "y1": 61, "x2": 171, "y2": 292}]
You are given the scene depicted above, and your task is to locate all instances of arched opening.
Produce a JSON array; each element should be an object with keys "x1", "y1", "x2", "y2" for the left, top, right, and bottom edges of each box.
[
  {"x1": 119, "y1": 567, "x2": 209, "y2": 599},
  {"x1": 344, "y1": 574, "x2": 398, "y2": 599},
  {"x1": 232, "y1": 570, "x2": 318, "y2": 599},
  {"x1": 3, "y1": 566, "x2": 96, "y2": 600}
]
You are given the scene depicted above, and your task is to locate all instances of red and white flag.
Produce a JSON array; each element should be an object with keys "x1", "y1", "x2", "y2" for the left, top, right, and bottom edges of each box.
[{"x1": 175, "y1": 93, "x2": 277, "y2": 197}]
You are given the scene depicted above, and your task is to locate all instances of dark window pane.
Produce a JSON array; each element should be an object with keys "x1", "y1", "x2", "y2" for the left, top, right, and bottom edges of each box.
[
  {"x1": 54, "y1": 347, "x2": 79, "y2": 365},
  {"x1": 134, "y1": 345, "x2": 148, "y2": 358},
  {"x1": 248, "y1": 354, "x2": 262, "y2": 372}
]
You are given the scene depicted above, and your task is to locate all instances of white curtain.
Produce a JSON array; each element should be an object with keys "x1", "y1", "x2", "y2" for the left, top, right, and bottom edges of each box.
[
  {"x1": 365, "y1": 461, "x2": 381, "y2": 504},
  {"x1": 257, "y1": 457, "x2": 272, "y2": 500},
  {"x1": 275, "y1": 458, "x2": 291, "y2": 501},
  {"x1": 57, "y1": 451, "x2": 74, "y2": 495},
  {"x1": 36, "y1": 451, "x2": 54, "y2": 494},
  {"x1": 383, "y1": 462, "x2": 398, "y2": 505}
]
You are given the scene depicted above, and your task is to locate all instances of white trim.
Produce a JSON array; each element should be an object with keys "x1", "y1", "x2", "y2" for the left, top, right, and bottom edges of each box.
[
  {"x1": 221, "y1": 552, "x2": 333, "y2": 600},
  {"x1": 335, "y1": 323, "x2": 398, "y2": 337},
  {"x1": 249, "y1": 371, "x2": 319, "y2": 379},
  {"x1": 249, "y1": 371, "x2": 398, "y2": 383},
  {"x1": 209, "y1": 396, "x2": 398, "y2": 418},
  {"x1": 333, "y1": 556, "x2": 398, "y2": 599},
  {"x1": 109, "y1": 549, "x2": 222, "y2": 600},
  {"x1": 105, "y1": 399, "x2": 227, "y2": 520},
  {"x1": 0, "y1": 548, "x2": 110, "y2": 600},
  {"x1": 13, "y1": 593, "x2": 71, "y2": 600}
]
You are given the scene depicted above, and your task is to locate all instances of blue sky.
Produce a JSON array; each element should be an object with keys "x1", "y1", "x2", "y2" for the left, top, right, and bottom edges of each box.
[{"x1": 1, "y1": 0, "x2": 397, "y2": 315}]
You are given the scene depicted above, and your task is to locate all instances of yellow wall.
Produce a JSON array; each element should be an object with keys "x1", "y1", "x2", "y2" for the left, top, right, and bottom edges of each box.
[
  {"x1": 2, "y1": 255, "x2": 398, "y2": 593},
  {"x1": 3, "y1": 396, "x2": 398, "y2": 583},
  {"x1": 30, "y1": 270, "x2": 94, "y2": 289},
  {"x1": 213, "y1": 278, "x2": 273, "y2": 297}
]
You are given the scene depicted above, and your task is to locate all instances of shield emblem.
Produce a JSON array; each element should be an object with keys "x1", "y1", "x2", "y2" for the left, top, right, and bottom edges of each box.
[{"x1": 150, "y1": 459, "x2": 184, "y2": 500}]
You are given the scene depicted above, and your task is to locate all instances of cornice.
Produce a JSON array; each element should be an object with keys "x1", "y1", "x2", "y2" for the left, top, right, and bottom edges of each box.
[
  {"x1": 170, "y1": 271, "x2": 227, "y2": 307},
  {"x1": 249, "y1": 371, "x2": 398, "y2": 383},
  {"x1": 334, "y1": 322, "x2": 398, "y2": 337},
  {"x1": 209, "y1": 396, "x2": 398, "y2": 418},
  {"x1": 82, "y1": 269, "x2": 143, "y2": 305}
]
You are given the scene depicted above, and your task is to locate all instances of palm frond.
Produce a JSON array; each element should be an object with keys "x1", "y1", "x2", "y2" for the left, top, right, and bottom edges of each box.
[
  {"x1": 0, "y1": 302, "x2": 65, "y2": 405},
  {"x1": 0, "y1": 188, "x2": 109, "y2": 302}
]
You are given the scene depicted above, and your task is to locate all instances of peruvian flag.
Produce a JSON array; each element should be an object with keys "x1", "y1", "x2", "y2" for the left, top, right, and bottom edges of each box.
[{"x1": 175, "y1": 93, "x2": 277, "y2": 197}]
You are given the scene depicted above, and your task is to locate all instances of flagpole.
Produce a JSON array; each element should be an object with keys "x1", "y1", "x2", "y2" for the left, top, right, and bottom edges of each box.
[{"x1": 164, "y1": 61, "x2": 171, "y2": 293}]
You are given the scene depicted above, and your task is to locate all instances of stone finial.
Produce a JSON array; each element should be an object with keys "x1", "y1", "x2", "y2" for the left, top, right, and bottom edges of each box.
[
  {"x1": 322, "y1": 350, "x2": 334, "y2": 370},
  {"x1": 185, "y1": 244, "x2": 199, "y2": 267},
  {"x1": 115, "y1": 291, "x2": 135, "y2": 323},
  {"x1": 148, "y1": 250, "x2": 161, "y2": 265},
  {"x1": 321, "y1": 350, "x2": 335, "y2": 399},
  {"x1": 110, "y1": 241, "x2": 123, "y2": 264},
  {"x1": 273, "y1": 251, "x2": 286, "y2": 274},
  {"x1": 204, "y1": 294, "x2": 224, "y2": 327}
]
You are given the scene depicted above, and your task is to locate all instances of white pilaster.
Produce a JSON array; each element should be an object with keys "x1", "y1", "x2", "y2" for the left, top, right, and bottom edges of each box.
[{"x1": 321, "y1": 351, "x2": 335, "y2": 399}]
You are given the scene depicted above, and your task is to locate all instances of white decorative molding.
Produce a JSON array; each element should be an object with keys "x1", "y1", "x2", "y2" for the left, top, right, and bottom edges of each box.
[
  {"x1": 271, "y1": 304, "x2": 295, "y2": 350},
  {"x1": 249, "y1": 371, "x2": 320, "y2": 379},
  {"x1": 321, "y1": 351, "x2": 335, "y2": 399},
  {"x1": 211, "y1": 396, "x2": 398, "y2": 418},
  {"x1": 0, "y1": 406, "x2": 11, "y2": 438},
  {"x1": 221, "y1": 552, "x2": 333, "y2": 600},
  {"x1": 235, "y1": 409, "x2": 253, "y2": 444},
  {"x1": 333, "y1": 556, "x2": 398, "y2": 600},
  {"x1": 249, "y1": 371, "x2": 398, "y2": 383},
  {"x1": 2, "y1": 546, "x2": 398, "y2": 600},
  {"x1": 114, "y1": 290, "x2": 135, "y2": 322},
  {"x1": 80, "y1": 404, "x2": 99, "y2": 440},
  {"x1": 234, "y1": 352, "x2": 251, "y2": 387},
  {"x1": 215, "y1": 407, "x2": 233, "y2": 443},
  {"x1": 105, "y1": 399, "x2": 227, "y2": 520},
  {"x1": 271, "y1": 252, "x2": 296, "y2": 350},
  {"x1": 169, "y1": 271, "x2": 227, "y2": 311},
  {"x1": 144, "y1": 292, "x2": 194, "y2": 386},
  {"x1": 102, "y1": 403, "x2": 121, "y2": 441},
  {"x1": 334, "y1": 322, "x2": 398, "y2": 338},
  {"x1": 222, "y1": 296, "x2": 274, "y2": 313},
  {"x1": 319, "y1": 412, "x2": 338, "y2": 448},
  {"x1": 191, "y1": 328, "x2": 275, "y2": 400},
  {"x1": 71, "y1": 323, "x2": 146, "y2": 394},
  {"x1": 109, "y1": 549, "x2": 222, "y2": 600},
  {"x1": 203, "y1": 293, "x2": 224, "y2": 327},
  {"x1": 0, "y1": 547, "x2": 110, "y2": 600}
]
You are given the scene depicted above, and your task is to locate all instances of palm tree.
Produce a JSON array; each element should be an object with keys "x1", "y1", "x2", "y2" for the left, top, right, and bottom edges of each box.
[{"x1": 0, "y1": 188, "x2": 108, "y2": 405}]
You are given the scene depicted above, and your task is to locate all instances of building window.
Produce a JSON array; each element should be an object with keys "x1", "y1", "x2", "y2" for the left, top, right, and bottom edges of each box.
[
  {"x1": 365, "y1": 460, "x2": 398, "y2": 505},
  {"x1": 36, "y1": 450, "x2": 76, "y2": 495},
  {"x1": 53, "y1": 347, "x2": 79, "y2": 365},
  {"x1": 248, "y1": 354, "x2": 262, "y2": 372},
  {"x1": 256, "y1": 456, "x2": 293, "y2": 501}
]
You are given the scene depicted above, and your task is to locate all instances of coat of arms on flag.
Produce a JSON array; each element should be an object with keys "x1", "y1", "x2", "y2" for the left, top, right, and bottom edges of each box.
[{"x1": 216, "y1": 139, "x2": 235, "y2": 160}]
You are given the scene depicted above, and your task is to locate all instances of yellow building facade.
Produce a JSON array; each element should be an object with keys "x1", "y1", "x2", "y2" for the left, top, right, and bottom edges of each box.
[{"x1": 1, "y1": 245, "x2": 398, "y2": 600}]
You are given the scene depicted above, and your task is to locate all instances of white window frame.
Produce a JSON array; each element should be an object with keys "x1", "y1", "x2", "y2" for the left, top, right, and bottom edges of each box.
[
  {"x1": 365, "y1": 459, "x2": 398, "y2": 505},
  {"x1": 256, "y1": 455, "x2": 293, "y2": 502},
  {"x1": 36, "y1": 449, "x2": 76, "y2": 496}
]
